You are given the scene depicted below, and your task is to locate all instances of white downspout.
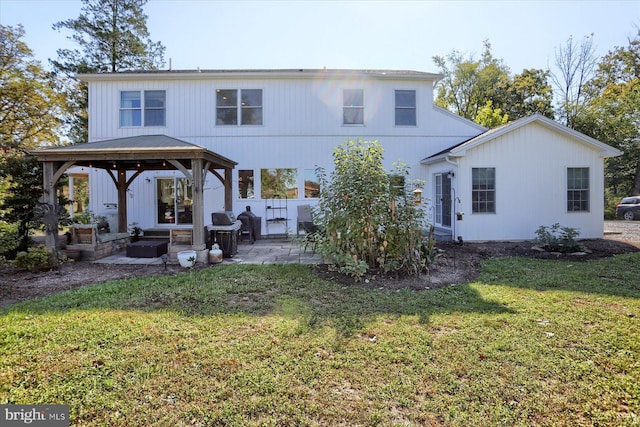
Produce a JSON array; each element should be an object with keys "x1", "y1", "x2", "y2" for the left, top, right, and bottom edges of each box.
[{"x1": 445, "y1": 155, "x2": 458, "y2": 167}]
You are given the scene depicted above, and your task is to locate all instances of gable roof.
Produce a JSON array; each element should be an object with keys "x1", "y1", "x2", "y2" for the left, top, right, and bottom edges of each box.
[
  {"x1": 421, "y1": 114, "x2": 622, "y2": 164},
  {"x1": 32, "y1": 135, "x2": 237, "y2": 170}
]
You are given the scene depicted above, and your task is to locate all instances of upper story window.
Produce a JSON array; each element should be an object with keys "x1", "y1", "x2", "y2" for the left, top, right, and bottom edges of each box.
[
  {"x1": 261, "y1": 168, "x2": 298, "y2": 199},
  {"x1": 216, "y1": 89, "x2": 263, "y2": 125},
  {"x1": 472, "y1": 167, "x2": 496, "y2": 213},
  {"x1": 567, "y1": 167, "x2": 589, "y2": 212},
  {"x1": 395, "y1": 90, "x2": 416, "y2": 126},
  {"x1": 343, "y1": 89, "x2": 364, "y2": 125},
  {"x1": 120, "y1": 90, "x2": 166, "y2": 127}
]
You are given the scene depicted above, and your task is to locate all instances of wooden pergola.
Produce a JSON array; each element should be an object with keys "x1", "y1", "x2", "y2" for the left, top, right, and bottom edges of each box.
[{"x1": 32, "y1": 135, "x2": 237, "y2": 256}]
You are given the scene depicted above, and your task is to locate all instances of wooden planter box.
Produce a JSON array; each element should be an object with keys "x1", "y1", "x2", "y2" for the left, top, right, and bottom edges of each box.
[{"x1": 71, "y1": 224, "x2": 97, "y2": 245}]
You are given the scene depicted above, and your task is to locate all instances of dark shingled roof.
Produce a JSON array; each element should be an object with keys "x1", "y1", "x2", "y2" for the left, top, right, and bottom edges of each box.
[
  {"x1": 40, "y1": 135, "x2": 205, "y2": 152},
  {"x1": 32, "y1": 135, "x2": 237, "y2": 170}
]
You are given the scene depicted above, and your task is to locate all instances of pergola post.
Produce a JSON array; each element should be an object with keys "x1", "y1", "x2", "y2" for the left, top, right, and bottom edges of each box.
[
  {"x1": 191, "y1": 159, "x2": 206, "y2": 261},
  {"x1": 224, "y1": 167, "x2": 233, "y2": 211},
  {"x1": 117, "y1": 170, "x2": 128, "y2": 233},
  {"x1": 42, "y1": 161, "x2": 59, "y2": 250}
]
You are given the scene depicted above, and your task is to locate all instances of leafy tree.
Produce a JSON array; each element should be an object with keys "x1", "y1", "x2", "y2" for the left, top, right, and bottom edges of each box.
[
  {"x1": 576, "y1": 29, "x2": 640, "y2": 195},
  {"x1": 551, "y1": 34, "x2": 598, "y2": 127},
  {"x1": 314, "y1": 139, "x2": 432, "y2": 279},
  {"x1": 434, "y1": 40, "x2": 511, "y2": 123},
  {"x1": 0, "y1": 155, "x2": 43, "y2": 257},
  {"x1": 434, "y1": 40, "x2": 553, "y2": 126},
  {"x1": 0, "y1": 25, "x2": 67, "y2": 258},
  {"x1": 499, "y1": 68, "x2": 554, "y2": 120},
  {"x1": 51, "y1": 0, "x2": 166, "y2": 143},
  {"x1": 0, "y1": 24, "x2": 65, "y2": 155},
  {"x1": 475, "y1": 100, "x2": 508, "y2": 128}
]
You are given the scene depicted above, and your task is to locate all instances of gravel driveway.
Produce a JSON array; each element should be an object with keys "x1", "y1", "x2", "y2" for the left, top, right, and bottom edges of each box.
[{"x1": 604, "y1": 220, "x2": 640, "y2": 244}]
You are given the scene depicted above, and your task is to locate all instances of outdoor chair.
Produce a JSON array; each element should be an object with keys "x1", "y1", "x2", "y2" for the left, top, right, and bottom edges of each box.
[
  {"x1": 297, "y1": 205, "x2": 320, "y2": 252},
  {"x1": 296, "y1": 205, "x2": 317, "y2": 235}
]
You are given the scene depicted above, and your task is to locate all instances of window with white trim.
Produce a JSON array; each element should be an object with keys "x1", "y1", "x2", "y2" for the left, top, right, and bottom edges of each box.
[
  {"x1": 216, "y1": 89, "x2": 263, "y2": 125},
  {"x1": 567, "y1": 167, "x2": 589, "y2": 212},
  {"x1": 343, "y1": 89, "x2": 364, "y2": 125},
  {"x1": 395, "y1": 90, "x2": 416, "y2": 126},
  {"x1": 472, "y1": 168, "x2": 495, "y2": 213},
  {"x1": 119, "y1": 90, "x2": 166, "y2": 127}
]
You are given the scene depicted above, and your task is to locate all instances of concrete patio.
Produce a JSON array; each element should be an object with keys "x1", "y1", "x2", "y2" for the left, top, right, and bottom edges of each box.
[{"x1": 93, "y1": 237, "x2": 321, "y2": 265}]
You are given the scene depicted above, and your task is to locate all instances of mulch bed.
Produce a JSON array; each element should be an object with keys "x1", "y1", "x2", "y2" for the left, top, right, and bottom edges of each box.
[{"x1": 1, "y1": 238, "x2": 638, "y2": 309}]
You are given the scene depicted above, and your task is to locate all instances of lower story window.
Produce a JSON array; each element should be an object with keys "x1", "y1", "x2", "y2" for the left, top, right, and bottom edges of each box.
[
  {"x1": 567, "y1": 167, "x2": 589, "y2": 212},
  {"x1": 304, "y1": 169, "x2": 320, "y2": 198},
  {"x1": 261, "y1": 168, "x2": 298, "y2": 199},
  {"x1": 472, "y1": 167, "x2": 495, "y2": 213},
  {"x1": 238, "y1": 170, "x2": 254, "y2": 199},
  {"x1": 157, "y1": 177, "x2": 193, "y2": 224}
]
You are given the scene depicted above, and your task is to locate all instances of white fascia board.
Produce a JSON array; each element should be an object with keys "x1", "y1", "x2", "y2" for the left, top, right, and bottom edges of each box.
[
  {"x1": 421, "y1": 153, "x2": 463, "y2": 165},
  {"x1": 449, "y1": 114, "x2": 622, "y2": 158},
  {"x1": 77, "y1": 69, "x2": 443, "y2": 83}
]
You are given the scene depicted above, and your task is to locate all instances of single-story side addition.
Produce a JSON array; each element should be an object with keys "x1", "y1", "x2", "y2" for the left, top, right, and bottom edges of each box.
[
  {"x1": 423, "y1": 114, "x2": 621, "y2": 241},
  {"x1": 32, "y1": 69, "x2": 621, "y2": 259}
]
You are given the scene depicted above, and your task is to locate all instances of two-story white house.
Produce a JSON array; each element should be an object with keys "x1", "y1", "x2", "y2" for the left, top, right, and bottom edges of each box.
[{"x1": 35, "y1": 69, "x2": 621, "y2": 259}]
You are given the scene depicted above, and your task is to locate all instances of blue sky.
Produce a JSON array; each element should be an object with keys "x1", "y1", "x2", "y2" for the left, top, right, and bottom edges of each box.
[{"x1": 1, "y1": 0, "x2": 639, "y2": 75}]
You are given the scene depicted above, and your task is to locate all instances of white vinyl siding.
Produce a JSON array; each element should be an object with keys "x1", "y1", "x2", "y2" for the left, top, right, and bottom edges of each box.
[
  {"x1": 85, "y1": 73, "x2": 494, "y2": 236},
  {"x1": 451, "y1": 122, "x2": 606, "y2": 241}
]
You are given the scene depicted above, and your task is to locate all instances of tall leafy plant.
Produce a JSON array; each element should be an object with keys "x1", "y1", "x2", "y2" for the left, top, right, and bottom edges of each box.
[{"x1": 314, "y1": 139, "x2": 431, "y2": 279}]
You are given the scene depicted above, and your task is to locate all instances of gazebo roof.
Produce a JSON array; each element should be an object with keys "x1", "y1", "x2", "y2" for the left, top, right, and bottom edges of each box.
[{"x1": 32, "y1": 135, "x2": 237, "y2": 171}]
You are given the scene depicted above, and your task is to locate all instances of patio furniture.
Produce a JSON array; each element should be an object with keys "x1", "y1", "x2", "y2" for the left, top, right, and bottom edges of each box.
[
  {"x1": 126, "y1": 240, "x2": 169, "y2": 258},
  {"x1": 237, "y1": 206, "x2": 261, "y2": 243},
  {"x1": 296, "y1": 205, "x2": 318, "y2": 235}
]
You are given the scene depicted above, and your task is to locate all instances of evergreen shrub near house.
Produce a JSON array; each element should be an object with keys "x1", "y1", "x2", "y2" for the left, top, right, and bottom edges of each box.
[
  {"x1": 14, "y1": 245, "x2": 56, "y2": 273},
  {"x1": 313, "y1": 139, "x2": 437, "y2": 279},
  {"x1": 0, "y1": 222, "x2": 19, "y2": 258}
]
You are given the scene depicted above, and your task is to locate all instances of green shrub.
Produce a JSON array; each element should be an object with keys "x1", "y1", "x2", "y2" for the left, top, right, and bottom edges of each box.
[
  {"x1": 14, "y1": 245, "x2": 56, "y2": 272},
  {"x1": 314, "y1": 139, "x2": 432, "y2": 279},
  {"x1": 72, "y1": 210, "x2": 93, "y2": 224},
  {"x1": 604, "y1": 190, "x2": 620, "y2": 220},
  {"x1": 0, "y1": 222, "x2": 19, "y2": 257},
  {"x1": 535, "y1": 223, "x2": 583, "y2": 253}
]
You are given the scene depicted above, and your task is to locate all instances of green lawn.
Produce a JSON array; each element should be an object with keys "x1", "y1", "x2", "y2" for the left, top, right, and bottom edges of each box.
[{"x1": 1, "y1": 254, "x2": 639, "y2": 426}]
